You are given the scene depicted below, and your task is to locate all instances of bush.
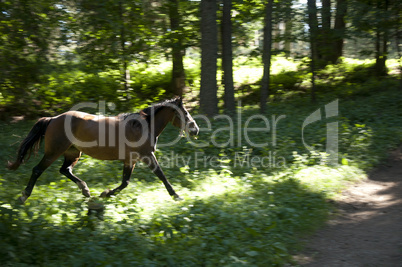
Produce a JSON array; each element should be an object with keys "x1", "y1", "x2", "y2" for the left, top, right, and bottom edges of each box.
[
  {"x1": 270, "y1": 71, "x2": 303, "y2": 92},
  {"x1": 345, "y1": 63, "x2": 378, "y2": 83}
]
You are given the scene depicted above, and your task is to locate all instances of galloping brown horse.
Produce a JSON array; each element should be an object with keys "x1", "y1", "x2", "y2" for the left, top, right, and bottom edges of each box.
[{"x1": 8, "y1": 97, "x2": 199, "y2": 203}]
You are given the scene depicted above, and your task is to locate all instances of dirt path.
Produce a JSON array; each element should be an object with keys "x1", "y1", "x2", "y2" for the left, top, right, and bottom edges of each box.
[{"x1": 294, "y1": 147, "x2": 402, "y2": 267}]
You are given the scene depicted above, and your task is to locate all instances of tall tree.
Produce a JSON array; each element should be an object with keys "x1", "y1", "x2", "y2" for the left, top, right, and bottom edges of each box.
[
  {"x1": 200, "y1": 0, "x2": 218, "y2": 116},
  {"x1": 119, "y1": 1, "x2": 130, "y2": 97},
  {"x1": 168, "y1": 0, "x2": 186, "y2": 96},
  {"x1": 320, "y1": 0, "x2": 334, "y2": 63},
  {"x1": 305, "y1": 0, "x2": 348, "y2": 66},
  {"x1": 269, "y1": 0, "x2": 294, "y2": 56},
  {"x1": 283, "y1": 1, "x2": 294, "y2": 56},
  {"x1": 0, "y1": 0, "x2": 62, "y2": 109},
  {"x1": 374, "y1": 0, "x2": 389, "y2": 76},
  {"x1": 75, "y1": 0, "x2": 154, "y2": 101},
  {"x1": 307, "y1": 0, "x2": 318, "y2": 102},
  {"x1": 260, "y1": 0, "x2": 273, "y2": 113},
  {"x1": 349, "y1": 0, "x2": 400, "y2": 76},
  {"x1": 334, "y1": 0, "x2": 347, "y2": 61},
  {"x1": 395, "y1": 1, "x2": 402, "y2": 90},
  {"x1": 222, "y1": 0, "x2": 235, "y2": 113}
]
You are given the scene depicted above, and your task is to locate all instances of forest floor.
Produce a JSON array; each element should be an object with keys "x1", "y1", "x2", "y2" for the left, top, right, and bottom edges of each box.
[{"x1": 293, "y1": 146, "x2": 402, "y2": 267}]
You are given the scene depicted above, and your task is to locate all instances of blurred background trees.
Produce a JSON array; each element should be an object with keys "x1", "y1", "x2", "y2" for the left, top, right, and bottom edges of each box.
[
  {"x1": 0, "y1": 0, "x2": 401, "y2": 117},
  {"x1": 199, "y1": 0, "x2": 218, "y2": 116}
]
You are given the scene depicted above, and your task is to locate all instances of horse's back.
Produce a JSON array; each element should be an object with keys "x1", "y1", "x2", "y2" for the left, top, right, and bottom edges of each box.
[
  {"x1": 46, "y1": 111, "x2": 105, "y2": 136},
  {"x1": 44, "y1": 111, "x2": 115, "y2": 157},
  {"x1": 61, "y1": 110, "x2": 104, "y2": 122},
  {"x1": 43, "y1": 111, "x2": 146, "y2": 161}
]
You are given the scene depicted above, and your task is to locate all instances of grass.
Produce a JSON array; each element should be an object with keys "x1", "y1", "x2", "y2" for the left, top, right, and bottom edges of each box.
[{"x1": 1, "y1": 58, "x2": 402, "y2": 266}]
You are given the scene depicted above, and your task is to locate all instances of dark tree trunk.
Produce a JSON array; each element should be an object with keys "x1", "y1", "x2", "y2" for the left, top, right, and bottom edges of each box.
[
  {"x1": 260, "y1": 0, "x2": 273, "y2": 113},
  {"x1": 222, "y1": 0, "x2": 235, "y2": 114},
  {"x1": 374, "y1": 0, "x2": 388, "y2": 76},
  {"x1": 375, "y1": 32, "x2": 388, "y2": 76},
  {"x1": 322, "y1": 0, "x2": 331, "y2": 30},
  {"x1": 169, "y1": 0, "x2": 185, "y2": 96},
  {"x1": 396, "y1": 16, "x2": 402, "y2": 90},
  {"x1": 321, "y1": 0, "x2": 335, "y2": 64},
  {"x1": 200, "y1": 0, "x2": 218, "y2": 116},
  {"x1": 334, "y1": 0, "x2": 347, "y2": 62},
  {"x1": 119, "y1": 1, "x2": 130, "y2": 100},
  {"x1": 307, "y1": 0, "x2": 318, "y2": 102}
]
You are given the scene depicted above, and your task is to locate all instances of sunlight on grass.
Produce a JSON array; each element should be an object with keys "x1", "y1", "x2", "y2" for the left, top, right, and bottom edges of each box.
[
  {"x1": 271, "y1": 56, "x2": 299, "y2": 74},
  {"x1": 387, "y1": 59, "x2": 401, "y2": 75},
  {"x1": 184, "y1": 57, "x2": 200, "y2": 71},
  {"x1": 233, "y1": 66, "x2": 263, "y2": 85},
  {"x1": 342, "y1": 58, "x2": 374, "y2": 66},
  {"x1": 112, "y1": 170, "x2": 250, "y2": 224},
  {"x1": 185, "y1": 171, "x2": 246, "y2": 198},
  {"x1": 294, "y1": 165, "x2": 366, "y2": 197},
  {"x1": 233, "y1": 55, "x2": 300, "y2": 86}
]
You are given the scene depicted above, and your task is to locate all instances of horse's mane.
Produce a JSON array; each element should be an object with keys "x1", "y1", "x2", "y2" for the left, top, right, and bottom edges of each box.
[
  {"x1": 118, "y1": 97, "x2": 181, "y2": 126},
  {"x1": 141, "y1": 97, "x2": 182, "y2": 117}
]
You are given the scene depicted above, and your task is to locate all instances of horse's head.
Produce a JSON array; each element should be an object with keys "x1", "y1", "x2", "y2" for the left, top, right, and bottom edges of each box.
[{"x1": 172, "y1": 97, "x2": 199, "y2": 137}]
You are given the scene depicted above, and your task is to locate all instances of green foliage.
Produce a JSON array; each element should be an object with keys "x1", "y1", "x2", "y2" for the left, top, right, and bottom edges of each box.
[
  {"x1": 1, "y1": 77, "x2": 401, "y2": 265},
  {"x1": 270, "y1": 71, "x2": 303, "y2": 91},
  {"x1": 344, "y1": 63, "x2": 378, "y2": 84},
  {"x1": 0, "y1": 0, "x2": 67, "y2": 113},
  {"x1": 74, "y1": 0, "x2": 157, "y2": 70},
  {"x1": 2, "y1": 62, "x2": 182, "y2": 116},
  {"x1": 34, "y1": 70, "x2": 121, "y2": 113}
]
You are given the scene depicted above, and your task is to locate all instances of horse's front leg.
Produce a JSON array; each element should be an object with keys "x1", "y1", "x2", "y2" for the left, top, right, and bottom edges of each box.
[
  {"x1": 101, "y1": 162, "x2": 135, "y2": 197},
  {"x1": 143, "y1": 152, "x2": 182, "y2": 200}
]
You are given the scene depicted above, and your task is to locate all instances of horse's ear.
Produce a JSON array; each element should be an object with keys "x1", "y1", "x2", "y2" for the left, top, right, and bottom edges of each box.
[
  {"x1": 139, "y1": 110, "x2": 148, "y2": 119},
  {"x1": 176, "y1": 96, "x2": 183, "y2": 106}
]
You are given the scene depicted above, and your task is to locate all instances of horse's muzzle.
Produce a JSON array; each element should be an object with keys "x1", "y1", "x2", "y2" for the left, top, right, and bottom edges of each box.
[{"x1": 187, "y1": 121, "x2": 199, "y2": 136}]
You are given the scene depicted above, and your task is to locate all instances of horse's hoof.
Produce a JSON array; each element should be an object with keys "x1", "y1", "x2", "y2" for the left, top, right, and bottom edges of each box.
[
  {"x1": 82, "y1": 188, "x2": 91, "y2": 198},
  {"x1": 173, "y1": 194, "x2": 183, "y2": 201},
  {"x1": 18, "y1": 196, "x2": 26, "y2": 204},
  {"x1": 18, "y1": 191, "x2": 28, "y2": 204},
  {"x1": 78, "y1": 182, "x2": 91, "y2": 197},
  {"x1": 100, "y1": 189, "x2": 111, "y2": 198}
]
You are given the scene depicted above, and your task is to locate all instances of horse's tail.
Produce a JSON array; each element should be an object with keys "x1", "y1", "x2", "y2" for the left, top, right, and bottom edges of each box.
[{"x1": 7, "y1": 117, "x2": 52, "y2": 170}]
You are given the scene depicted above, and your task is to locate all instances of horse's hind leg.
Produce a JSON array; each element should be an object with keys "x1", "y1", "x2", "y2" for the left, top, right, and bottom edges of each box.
[
  {"x1": 59, "y1": 147, "x2": 90, "y2": 197},
  {"x1": 20, "y1": 153, "x2": 60, "y2": 203},
  {"x1": 101, "y1": 162, "x2": 135, "y2": 197}
]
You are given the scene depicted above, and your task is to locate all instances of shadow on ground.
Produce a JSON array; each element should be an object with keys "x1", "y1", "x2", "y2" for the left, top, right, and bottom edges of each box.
[{"x1": 294, "y1": 146, "x2": 402, "y2": 267}]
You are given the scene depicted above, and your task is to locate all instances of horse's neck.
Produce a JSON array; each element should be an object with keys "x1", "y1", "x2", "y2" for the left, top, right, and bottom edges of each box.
[{"x1": 151, "y1": 108, "x2": 174, "y2": 138}]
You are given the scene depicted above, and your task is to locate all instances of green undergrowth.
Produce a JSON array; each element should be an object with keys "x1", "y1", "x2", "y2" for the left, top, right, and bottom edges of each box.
[{"x1": 0, "y1": 83, "x2": 401, "y2": 266}]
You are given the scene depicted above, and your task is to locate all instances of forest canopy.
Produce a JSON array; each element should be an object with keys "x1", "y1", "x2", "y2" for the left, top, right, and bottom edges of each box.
[
  {"x1": 1, "y1": 1, "x2": 402, "y2": 266},
  {"x1": 0, "y1": 0, "x2": 401, "y2": 117}
]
